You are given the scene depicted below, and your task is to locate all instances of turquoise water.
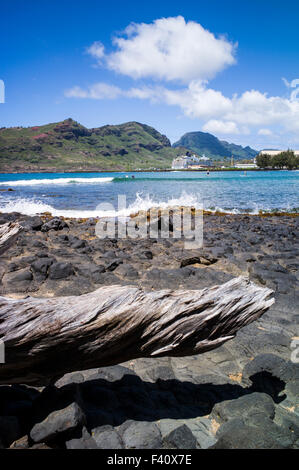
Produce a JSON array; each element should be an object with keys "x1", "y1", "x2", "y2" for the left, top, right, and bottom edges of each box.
[{"x1": 0, "y1": 170, "x2": 298, "y2": 217}]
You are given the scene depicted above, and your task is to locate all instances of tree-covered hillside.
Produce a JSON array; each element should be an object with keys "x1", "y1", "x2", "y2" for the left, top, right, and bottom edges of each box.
[{"x1": 0, "y1": 119, "x2": 185, "y2": 172}]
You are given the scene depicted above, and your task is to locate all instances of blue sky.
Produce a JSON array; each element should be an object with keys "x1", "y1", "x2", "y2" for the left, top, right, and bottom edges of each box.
[{"x1": 1, "y1": 0, "x2": 299, "y2": 149}]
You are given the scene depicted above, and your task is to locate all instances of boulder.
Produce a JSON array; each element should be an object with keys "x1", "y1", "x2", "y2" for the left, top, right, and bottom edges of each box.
[
  {"x1": 163, "y1": 424, "x2": 199, "y2": 449},
  {"x1": 30, "y1": 402, "x2": 86, "y2": 443},
  {"x1": 19, "y1": 216, "x2": 43, "y2": 231},
  {"x1": 31, "y1": 257, "x2": 54, "y2": 279},
  {"x1": 211, "y1": 423, "x2": 285, "y2": 449},
  {"x1": 48, "y1": 262, "x2": 74, "y2": 280},
  {"x1": 91, "y1": 425, "x2": 123, "y2": 449},
  {"x1": 41, "y1": 218, "x2": 69, "y2": 232},
  {"x1": 212, "y1": 392, "x2": 275, "y2": 423},
  {"x1": 66, "y1": 427, "x2": 97, "y2": 449},
  {"x1": 119, "y1": 420, "x2": 162, "y2": 449}
]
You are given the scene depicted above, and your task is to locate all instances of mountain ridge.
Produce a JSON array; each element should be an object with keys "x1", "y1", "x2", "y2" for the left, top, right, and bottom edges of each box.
[
  {"x1": 173, "y1": 131, "x2": 258, "y2": 160},
  {"x1": 0, "y1": 119, "x2": 257, "y2": 172},
  {"x1": 0, "y1": 119, "x2": 185, "y2": 172}
]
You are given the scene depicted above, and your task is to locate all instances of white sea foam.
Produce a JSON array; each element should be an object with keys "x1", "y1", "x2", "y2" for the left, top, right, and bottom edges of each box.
[
  {"x1": 0, "y1": 192, "x2": 203, "y2": 218},
  {"x1": 0, "y1": 176, "x2": 114, "y2": 186},
  {"x1": 0, "y1": 192, "x2": 295, "y2": 218}
]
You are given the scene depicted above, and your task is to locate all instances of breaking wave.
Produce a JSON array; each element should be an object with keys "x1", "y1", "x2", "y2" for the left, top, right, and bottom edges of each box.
[
  {"x1": 0, "y1": 192, "x2": 297, "y2": 218},
  {"x1": 0, "y1": 176, "x2": 114, "y2": 186}
]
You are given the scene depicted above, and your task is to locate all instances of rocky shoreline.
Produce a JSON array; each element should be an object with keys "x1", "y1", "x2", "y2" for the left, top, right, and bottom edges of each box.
[{"x1": 0, "y1": 211, "x2": 298, "y2": 449}]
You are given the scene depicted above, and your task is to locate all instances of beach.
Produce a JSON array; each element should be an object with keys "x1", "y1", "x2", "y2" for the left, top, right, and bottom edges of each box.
[{"x1": 0, "y1": 208, "x2": 298, "y2": 448}]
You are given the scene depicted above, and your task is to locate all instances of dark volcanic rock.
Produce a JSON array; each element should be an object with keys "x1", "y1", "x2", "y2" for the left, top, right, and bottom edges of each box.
[
  {"x1": 212, "y1": 392, "x2": 275, "y2": 423},
  {"x1": 90, "y1": 366, "x2": 137, "y2": 383},
  {"x1": 119, "y1": 420, "x2": 162, "y2": 449},
  {"x1": 75, "y1": 263, "x2": 106, "y2": 281},
  {"x1": 19, "y1": 216, "x2": 43, "y2": 231},
  {"x1": 114, "y1": 264, "x2": 139, "y2": 279},
  {"x1": 65, "y1": 427, "x2": 97, "y2": 449},
  {"x1": 41, "y1": 217, "x2": 69, "y2": 232},
  {"x1": 242, "y1": 354, "x2": 299, "y2": 386},
  {"x1": 30, "y1": 402, "x2": 86, "y2": 443},
  {"x1": 48, "y1": 262, "x2": 74, "y2": 280},
  {"x1": 180, "y1": 256, "x2": 201, "y2": 268},
  {"x1": 163, "y1": 424, "x2": 199, "y2": 449},
  {"x1": 31, "y1": 257, "x2": 54, "y2": 280},
  {"x1": 91, "y1": 425, "x2": 123, "y2": 449},
  {"x1": 105, "y1": 259, "x2": 123, "y2": 272},
  {"x1": 211, "y1": 423, "x2": 285, "y2": 449},
  {"x1": 4, "y1": 268, "x2": 33, "y2": 283}
]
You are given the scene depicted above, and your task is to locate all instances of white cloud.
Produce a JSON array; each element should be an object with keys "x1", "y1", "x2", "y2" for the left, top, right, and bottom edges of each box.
[
  {"x1": 66, "y1": 16, "x2": 299, "y2": 146},
  {"x1": 65, "y1": 79, "x2": 299, "y2": 139},
  {"x1": 258, "y1": 128, "x2": 273, "y2": 136},
  {"x1": 65, "y1": 82, "x2": 122, "y2": 100},
  {"x1": 202, "y1": 120, "x2": 240, "y2": 135},
  {"x1": 90, "y1": 16, "x2": 236, "y2": 83},
  {"x1": 87, "y1": 41, "x2": 105, "y2": 60}
]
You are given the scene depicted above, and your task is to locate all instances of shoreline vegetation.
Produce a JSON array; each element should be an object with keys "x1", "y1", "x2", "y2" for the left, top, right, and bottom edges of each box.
[{"x1": 256, "y1": 150, "x2": 299, "y2": 170}]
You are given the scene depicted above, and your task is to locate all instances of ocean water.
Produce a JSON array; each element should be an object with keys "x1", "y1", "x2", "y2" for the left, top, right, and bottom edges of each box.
[{"x1": 0, "y1": 170, "x2": 298, "y2": 218}]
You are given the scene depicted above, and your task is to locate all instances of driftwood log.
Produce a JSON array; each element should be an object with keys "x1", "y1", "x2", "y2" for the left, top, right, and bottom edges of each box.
[
  {"x1": 0, "y1": 277, "x2": 274, "y2": 386},
  {"x1": 0, "y1": 222, "x2": 22, "y2": 255}
]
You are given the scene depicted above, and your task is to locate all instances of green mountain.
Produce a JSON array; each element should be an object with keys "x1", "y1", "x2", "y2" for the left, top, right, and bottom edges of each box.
[
  {"x1": 0, "y1": 119, "x2": 185, "y2": 172},
  {"x1": 173, "y1": 131, "x2": 258, "y2": 160}
]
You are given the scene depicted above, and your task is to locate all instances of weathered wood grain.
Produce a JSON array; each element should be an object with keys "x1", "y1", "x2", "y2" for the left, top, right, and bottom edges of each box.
[
  {"x1": 0, "y1": 276, "x2": 274, "y2": 386},
  {"x1": 0, "y1": 222, "x2": 22, "y2": 255}
]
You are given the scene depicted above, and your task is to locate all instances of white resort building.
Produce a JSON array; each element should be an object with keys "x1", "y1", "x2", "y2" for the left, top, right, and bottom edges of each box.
[{"x1": 171, "y1": 154, "x2": 212, "y2": 169}]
